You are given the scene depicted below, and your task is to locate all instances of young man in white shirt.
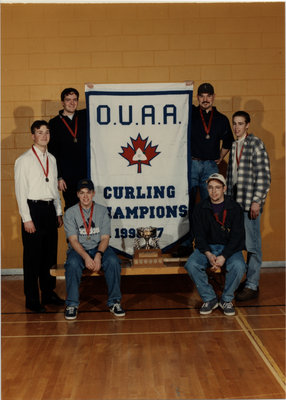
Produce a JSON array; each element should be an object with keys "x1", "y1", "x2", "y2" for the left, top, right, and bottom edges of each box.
[{"x1": 15, "y1": 120, "x2": 64, "y2": 313}]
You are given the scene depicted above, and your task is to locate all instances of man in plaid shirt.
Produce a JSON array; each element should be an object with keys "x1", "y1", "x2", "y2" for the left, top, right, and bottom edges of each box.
[{"x1": 226, "y1": 111, "x2": 271, "y2": 301}]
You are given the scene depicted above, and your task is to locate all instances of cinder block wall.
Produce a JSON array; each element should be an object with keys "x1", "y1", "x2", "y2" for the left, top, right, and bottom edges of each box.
[{"x1": 1, "y1": 3, "x2": 285, "y2": 269}]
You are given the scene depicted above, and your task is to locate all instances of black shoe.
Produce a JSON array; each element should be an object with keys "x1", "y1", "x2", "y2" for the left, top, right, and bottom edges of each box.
[
  {"x1": 42, "y1": 291, "x2": 65, "y2": 305},
  {"x1": 235, "y1": 287, "x2": 259, "y2": 301},
  {"x1": 236, "y1": 280, "x2": 246, "y2": 294},
  {"x1": 26, "y1": 303, "x2": 46, "y2": 313}
]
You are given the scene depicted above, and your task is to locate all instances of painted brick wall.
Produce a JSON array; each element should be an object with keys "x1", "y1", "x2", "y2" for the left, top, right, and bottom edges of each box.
[{"x1": 1, "y1": 2, "x2": 285, "y2": 269}]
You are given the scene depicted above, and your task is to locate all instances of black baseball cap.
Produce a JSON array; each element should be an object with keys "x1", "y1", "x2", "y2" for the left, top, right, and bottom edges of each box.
[
  {"x1": 77, "y1": 179, "x2": 94, "y2": 191},
  {"x1": 197, "y1": 83, "x2": 214, "y2": 95}
]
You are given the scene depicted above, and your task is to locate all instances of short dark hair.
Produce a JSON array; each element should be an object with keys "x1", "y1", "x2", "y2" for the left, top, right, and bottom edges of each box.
[
  {"x1": 232, "y1": 111, "x2": 251, "y2": 124},
  {"x1": 197, "y1": 83, "x2": 214, "y2": 96},
  {"x1": 61, "y1": 88, "x2": 79, "y2": 102},
  {"x1": 30, "y1": 120, "x2": 49, "y2": 134}
]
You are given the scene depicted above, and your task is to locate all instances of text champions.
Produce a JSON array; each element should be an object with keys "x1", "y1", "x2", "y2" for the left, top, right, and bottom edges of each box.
[{"x1": 104, "y1": 185, "x2": 188, "y2": 220}]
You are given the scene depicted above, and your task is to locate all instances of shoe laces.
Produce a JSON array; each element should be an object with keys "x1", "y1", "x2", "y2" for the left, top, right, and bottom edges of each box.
[
  {"x1": 113, "y1": 303, "x2": 122, "y2": 311},
  {"x1": 66, "y1": 306, "x2": 75, "y2": 313},
  {"x1": 223, "y1": 302, "x2": 233, "y2": 309}
]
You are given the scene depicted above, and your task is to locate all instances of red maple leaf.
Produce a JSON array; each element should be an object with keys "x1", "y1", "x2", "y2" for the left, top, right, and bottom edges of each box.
[{"x1": 119, "y1": 133, "x2": 160, "y2": 173}]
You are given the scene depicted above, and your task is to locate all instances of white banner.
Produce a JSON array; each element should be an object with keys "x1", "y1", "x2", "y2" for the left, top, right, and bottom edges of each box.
[{"x1": 85, "y1": 83, "x2": 193, "y2": 257}]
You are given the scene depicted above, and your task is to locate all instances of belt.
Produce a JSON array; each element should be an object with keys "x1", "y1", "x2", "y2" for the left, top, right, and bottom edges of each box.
[
  {"x1": 191, "y1": 157, "x2": 213, "y2": 162},
  {"x1": 28, "y1": 199, "x2": 54, "y2": 206}
]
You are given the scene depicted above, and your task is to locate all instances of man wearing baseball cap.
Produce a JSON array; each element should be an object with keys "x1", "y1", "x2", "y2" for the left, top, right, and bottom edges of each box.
[
  {"x1": 191, "y1": 83, "x2": 234, "y2": 189},
  {"x1": 184, "y1": 173, "x2": 246, "y2": 316},
  {"x1": 63, "y1": 178, "x2": 125, "y2": 320},
  {"x1": 177, "y1": 82, "x2": 234, "y2": 256}
]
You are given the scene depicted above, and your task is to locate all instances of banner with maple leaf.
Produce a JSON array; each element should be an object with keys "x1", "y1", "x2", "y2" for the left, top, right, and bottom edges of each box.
[{"x1": 86, "y1": 83, "x2": 193, "y2": 257}]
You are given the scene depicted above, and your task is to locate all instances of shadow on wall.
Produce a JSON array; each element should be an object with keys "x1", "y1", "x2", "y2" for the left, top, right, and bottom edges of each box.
[{"x1": 2, "y1": 106, "x2": 34, "y2": 268}]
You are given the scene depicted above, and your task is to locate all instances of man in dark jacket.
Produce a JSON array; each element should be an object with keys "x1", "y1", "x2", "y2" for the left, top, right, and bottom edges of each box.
[
  {"x1": 48, "y1": 88, "x2": 87, "y2": 210},
  {"x1": 184, "y1": 173, "x2": 246, "y2": 316},
  {"x1": 176, "y1": 82, "x2": 234, "y2": 256}
]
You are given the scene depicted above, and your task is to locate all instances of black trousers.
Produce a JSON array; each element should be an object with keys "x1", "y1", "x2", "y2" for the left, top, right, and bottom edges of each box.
[{"x1": 22, "y1": 200, "x2": 57, "y2": 306}]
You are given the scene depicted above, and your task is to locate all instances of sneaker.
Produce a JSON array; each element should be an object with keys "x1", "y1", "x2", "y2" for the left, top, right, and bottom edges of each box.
[
  {"x1": 109, "y1": 302, "x2": 125, "y2": 317},
  {"x1": 64, "y1": 306, "x2": 78, "y2": 320},
  {"x1": 219, "y1": 301, "x2": 235, "y2": 316},
  {"x1": 235, "y1": 287, "x2": 259, "y2": 301},
  {"x1": 199, "y1": 298, "x2": 218, "y2": 315}
]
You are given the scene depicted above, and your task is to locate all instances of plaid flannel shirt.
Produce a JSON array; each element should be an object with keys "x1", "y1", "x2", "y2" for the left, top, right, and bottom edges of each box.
[{"x1": 226, "y1": 134, "x2": 271, "y2": 211}]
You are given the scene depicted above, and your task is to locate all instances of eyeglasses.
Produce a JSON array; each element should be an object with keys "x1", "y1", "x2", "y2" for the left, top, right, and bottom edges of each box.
[{"x1": 208, "y1": 185, "x2": 223, "y2": 191}]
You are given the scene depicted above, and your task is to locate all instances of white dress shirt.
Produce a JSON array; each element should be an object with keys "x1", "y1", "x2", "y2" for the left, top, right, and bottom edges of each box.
[
  {"x1": 232, "y1": 134, "x2": 247, "y2": 186},
  {"x1": 14, "y1": 145, "x2": 62, "y2": 222}
]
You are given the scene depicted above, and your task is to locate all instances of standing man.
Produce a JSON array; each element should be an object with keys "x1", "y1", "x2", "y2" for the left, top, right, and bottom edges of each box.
[
  {"x1": 63, "y1": 179, "x2": 125, "y2": 320},
  {"x1": 49, "y1": 88, "x2": 87, "y2": 210},
  {"x1": 184, "y1": 173, "x2": 246, "y2": 316},
  {"x1": 177, "y1": 82, "x2": 234, "y2": 256},
  {"x1": 226, "y1": 111, "x2": 271, "y2": 301},
  {"x1": 190, "y1": 83, "x2": 234, "y2": 208},
  {"x1": 15, "y1": 120, "x2": 64, "y2": 313}
]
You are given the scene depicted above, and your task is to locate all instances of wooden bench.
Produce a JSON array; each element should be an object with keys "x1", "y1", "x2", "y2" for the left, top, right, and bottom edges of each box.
[
  {"x1": 50, "y1": 256, "x2": 225, "y2": 295},
  {"x1": 50, "y1": 257, "x2": 189, "y2": 277}
]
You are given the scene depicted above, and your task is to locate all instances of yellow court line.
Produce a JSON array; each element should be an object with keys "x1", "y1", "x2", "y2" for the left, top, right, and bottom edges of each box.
[
  {"x1": 1, "y1": 328, "x2": 248, "y2": 338},
  {"x1": 2, "y1": 327, "x2": 285, "y2": 339},
  {"x1": 236, "y1": 309, "x2": 286, "y2": 392},
  {"x1": 2, "y1": 311, "x2": 285, "y2": 324}
]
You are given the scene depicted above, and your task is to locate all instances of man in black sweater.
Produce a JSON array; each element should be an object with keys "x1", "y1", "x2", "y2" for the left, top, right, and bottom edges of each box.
[
  {"x1": 48, "y1": 88, "x2": 87, "y2": 210},
  {"x1": 184, "y1": 173, "x2": 246, "y2": 316}
]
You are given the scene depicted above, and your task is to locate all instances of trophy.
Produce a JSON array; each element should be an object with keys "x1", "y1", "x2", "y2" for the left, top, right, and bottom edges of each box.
[
  {"x1": 134, "y1": 226, "x2": 160, "y2": 250},
  {"x1": 133, "y1": 226, "x2": 163, "y2": 267}
]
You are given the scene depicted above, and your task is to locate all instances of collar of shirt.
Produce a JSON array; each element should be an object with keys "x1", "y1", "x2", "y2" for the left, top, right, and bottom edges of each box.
[
  {"x1": 60, "y1": 110, "x2": 75, "y2": 120},
  {"x1": 33, "y1": 144, "x2": 48, "y2": 159},
  {"x1": 236, "y1": 133, "x2": 247, "y2": 143}
]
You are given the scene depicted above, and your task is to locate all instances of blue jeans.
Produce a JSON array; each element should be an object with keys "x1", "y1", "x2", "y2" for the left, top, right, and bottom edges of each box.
[
  {"x1": 65, "y1": 247, "x2": 122, "y2": 307},
  {"x1": 244, "y1": 212, "x2": 262, "y2": 290},
  {"x1": 190, "y1": 160, "x2": 218, "y2": 202},
  {"x1": 184, "y1": 245, "x2": 246, "y2": 302}
]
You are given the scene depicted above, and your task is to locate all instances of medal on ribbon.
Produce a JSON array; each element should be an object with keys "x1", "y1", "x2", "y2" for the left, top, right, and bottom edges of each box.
[
  {"x1": 60, "y1": 114, "x2": 78, "y2": 143},
  {"x1": 199, "y1": 108, "x2": 214, "y2": 139},
  {"x1": 79, "y1": 202, "x2": 94, "y2": 240},
  {"x1": 236, "y1": 135, "x2": 248, "y2": 169},
  {"x1": 32, "y1": 145, "x2": 49, "y2": 182},
  {"x1": 214, "y1": 209, "x2": 227, "y2": 231}
]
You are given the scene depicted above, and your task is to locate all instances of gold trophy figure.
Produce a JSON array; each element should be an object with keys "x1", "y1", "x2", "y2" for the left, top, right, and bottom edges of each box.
[
  {"x1": 133, "y1": 226, "x2": 162, "y2": 267},
  {"x1": 134, "y1": 227, "x2": 159, "y2": 250}
]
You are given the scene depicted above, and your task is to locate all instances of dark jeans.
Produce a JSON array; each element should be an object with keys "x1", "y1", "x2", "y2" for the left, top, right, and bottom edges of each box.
[{"x1": 22, "y1": 200, "x2": 58, "y2": 306}]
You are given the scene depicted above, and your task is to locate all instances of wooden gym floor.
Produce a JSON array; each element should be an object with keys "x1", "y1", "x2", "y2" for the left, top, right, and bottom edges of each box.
[{"x1": 1, "y1": 267, "x2": 285, "y2": 400}]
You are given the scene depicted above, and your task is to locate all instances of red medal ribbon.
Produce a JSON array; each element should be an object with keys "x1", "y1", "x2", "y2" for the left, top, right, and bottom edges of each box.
[
  {"x1": 214, "y1": 209, "x2": 227, "y2": 228},
  {"x1": 32, "y1": 145, "x2": 49, "y2": 181},
  {"x1": 60, "y1": 115, "x2": 78, "y2": 141},
  {"x1": 199, "y1": 108, "x2": 214, "y2": 137},
  {"x1": 79, "y1": 202, "x2": 94, "y2": 237},
  {"x1": 235, "y1": 134, "x2": 248, "y2": 168}
]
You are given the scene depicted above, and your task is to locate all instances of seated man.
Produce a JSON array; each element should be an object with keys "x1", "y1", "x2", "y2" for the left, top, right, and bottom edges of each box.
[
  {"x1": 184, "y1": 173, "x2": 246, "y2": 316},
  {"x1": 63, "y1": 178, "x2": 125, "y2": 320}
]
